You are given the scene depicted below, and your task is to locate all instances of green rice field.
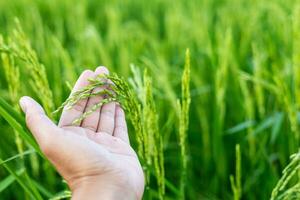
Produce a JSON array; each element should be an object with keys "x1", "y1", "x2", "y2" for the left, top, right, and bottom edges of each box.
[{"x1": 0, "y1": 0, "x2": 300, "y2": 199}]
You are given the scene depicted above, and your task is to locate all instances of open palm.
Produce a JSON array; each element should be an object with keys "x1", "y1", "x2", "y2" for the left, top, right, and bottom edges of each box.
[{"x1": 20, "y1": 67, "x2": 144, "y2": 199}]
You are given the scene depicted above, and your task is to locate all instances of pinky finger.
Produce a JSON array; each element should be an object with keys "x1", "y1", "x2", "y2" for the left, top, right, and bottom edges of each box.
[{"x1": 113, "y1": 105, "x2": 129, "y2": 143}]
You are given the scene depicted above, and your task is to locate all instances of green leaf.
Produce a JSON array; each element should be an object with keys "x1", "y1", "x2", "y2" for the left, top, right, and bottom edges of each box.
[
  {"x1": 225, "y1": 120, "x2": 256, "y2": 135},
  {"x1": 251, "y1": 112, "x2": 283, "y2": 137},
  {"x1": 0, "y1": 97, "x2": 26, "y2": 127},
  {"x1": 23, "y1": 173, "x2": 45, "y2": 200},
  {"x1": 252, "y1": 116, "x2": 274, "y2": 136},
  {"x1": 0, "y1": 168, "x2": 25, "y2": 193},
  {"x1": 0, "y1": 149, "x2": 35, "y2": 166},
  {"x1": 0, "y1": 97, "x2": 42, "y2": 156},
  {"x1": 0, "y1": 159, "x2": 40, "y2": 200},
  {"x1": 271, "y1": 112, "x2": 284, "y2": 144},
  {"x1": 31, "y1": 179, "x2": 53, "y2": 198}
]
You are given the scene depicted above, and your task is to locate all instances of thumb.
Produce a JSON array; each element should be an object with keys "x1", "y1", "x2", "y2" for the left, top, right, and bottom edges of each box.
[{"x1": 19, "y1": 96, "x2": 58, "y2": 149}]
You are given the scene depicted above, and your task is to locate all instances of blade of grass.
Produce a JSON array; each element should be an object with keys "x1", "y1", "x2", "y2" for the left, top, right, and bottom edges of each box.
[
  {"x1": 0, "y1": 97, "x2": 42, "y2": 156},
  {"x1": 0, "y1": 159, "x2": 41, "y2": 200},
  {"x1": 31, "y1": 179, "x2": 53, "y2": 198},
  {"x1": 0, "y1": 97, "x2": 26, "y2": 127},
  {"x1": 0, "y1": 149, "x2": 35, "y2": 166},
  {"x1": 0, "y1": 168, "x2": 25, "y2": 193}
]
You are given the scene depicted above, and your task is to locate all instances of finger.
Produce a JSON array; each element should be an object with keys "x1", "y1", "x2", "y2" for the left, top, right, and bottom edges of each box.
[
  {"x1": 81, "y1": 66, "x2": 109, "y2": 131},
  {"x1": 59, "y1": 70, "x2": 94, "y2": 127},
  {"x1": 97, "y1": 100, "x2": 116, "y2": 135},
  {"x1": 19, "y1": 96, "x2": 60, "y2": 152},
  {"x1": 113, "y1": 105, "x2": 129, "y2": 143}
]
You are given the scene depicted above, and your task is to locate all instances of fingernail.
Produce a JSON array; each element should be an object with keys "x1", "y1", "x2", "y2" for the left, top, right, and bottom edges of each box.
[
  {"x1": 95, "y1": 66, "x2": 109, "y2": 74},
  {"x1": 19, "y1": 96, "x2": 28, "y2": 112}
]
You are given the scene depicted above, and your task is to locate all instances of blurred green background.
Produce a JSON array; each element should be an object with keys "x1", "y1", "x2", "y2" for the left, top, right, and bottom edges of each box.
[{"x1": 0, "y1": 0, "x2": 300, "y2": 199}]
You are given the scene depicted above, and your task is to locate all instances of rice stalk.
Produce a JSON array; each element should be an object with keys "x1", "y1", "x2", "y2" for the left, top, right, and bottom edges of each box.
[
  {"x1": 239, "y1": 78, "x2": 255, "y2": 158},
  {"x1": 73, "y1": 97, "x2": 116, "y2": 125},
  {"x1": 0, "y1": 19, "x2": 54, "y2": 116},
  {"x1": 0, "y1": 35, "x2": 24, "y2": 156},
  {"x1": 142, "y1": 69, "x2": 165, "y2": 199},
  {"x1": 271, "y1": 151, "x2": 300, "y2": 200},
  {"x1": 292, "y1": 4, "x2": 300, "y2": 110},
  {"x1": 128, "y1": 65, "x2": 152, "y2": 185},
  {"x1": 252, "y1": 43, "x2": 266, "y2": 118},
  {"x1": 230, "y1": 144, "x2": 242, "y2": 200},
  {"x1": 178, "y1": 49, "x2": 191, "y2": 200},
  {"x1": 128, "y1": 65, "x2": 167, "y2": 198},
  {"x1": 273, "y1": 73, "x2": 298, "y2": 148},
  {"x1": 213, "y1": 28, "x2": 232, "y2": 181}
]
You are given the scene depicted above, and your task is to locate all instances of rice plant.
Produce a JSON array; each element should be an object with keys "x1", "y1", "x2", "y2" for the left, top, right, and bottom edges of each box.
[
  {"x1": 0, "y1": 35, "x2": 23, "y2": 155},
  {"x1": 230, "y1": 144, "x2": 242, "y2": 200},
  {"x1": 271, "y1": 151, "x2": 300, "y2": 200},
  {"x1": 177, "y1": 49, "x2": 191, "y2": 200},
  {"x1": 0, "y1": 20, "x2": 54, "y2": 116}
]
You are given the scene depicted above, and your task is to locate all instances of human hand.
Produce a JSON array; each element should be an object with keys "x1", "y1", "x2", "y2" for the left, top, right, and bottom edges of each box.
[{"x1": 19, "y1": 67, "x2": 145, "y2": 200}]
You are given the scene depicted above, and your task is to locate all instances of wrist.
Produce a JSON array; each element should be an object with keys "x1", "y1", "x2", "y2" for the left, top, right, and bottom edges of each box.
[{"x1": 70, "y1": 176, "x2": 138, "y2": 200}]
